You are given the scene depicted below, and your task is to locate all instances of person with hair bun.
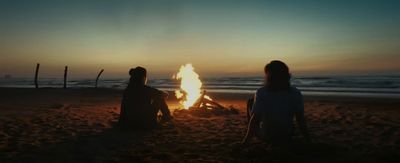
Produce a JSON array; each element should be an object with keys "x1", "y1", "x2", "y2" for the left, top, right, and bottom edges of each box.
[{"x1": 119, "y1": 66, "x2": 172, "y2": 130}]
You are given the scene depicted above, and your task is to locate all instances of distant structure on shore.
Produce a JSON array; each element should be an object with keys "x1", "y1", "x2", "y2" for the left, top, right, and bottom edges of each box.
[{"x1": 4, "y1": 74, "x2": 12, "y2": 79}]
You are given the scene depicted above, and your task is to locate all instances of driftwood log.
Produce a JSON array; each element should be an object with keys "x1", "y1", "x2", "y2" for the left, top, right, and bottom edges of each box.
[
  {"x1": 95, "y1": 69, "x2": 104, "y2": 88},
  {"x1": 63, "y1": 66, "x2": 68, "y2": 89},
  {"x1": 34, "y1": 63, "x2": 40, "y2": 88}
]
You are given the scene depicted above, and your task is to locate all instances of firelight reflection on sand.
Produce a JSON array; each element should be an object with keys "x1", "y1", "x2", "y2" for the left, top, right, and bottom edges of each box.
[{"x1": 174, "y1": 64, "x2": 212, "y2": 109}]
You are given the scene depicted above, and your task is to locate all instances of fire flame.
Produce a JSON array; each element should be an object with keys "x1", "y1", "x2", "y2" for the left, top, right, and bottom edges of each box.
[{"x1": 174, "y1": 64, "x2": 208, "y2": 109}]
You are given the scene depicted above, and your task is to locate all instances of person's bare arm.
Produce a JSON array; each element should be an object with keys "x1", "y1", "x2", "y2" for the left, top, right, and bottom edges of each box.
[
  {"x1": 160, "y1": 90, "x2": 169, "y2": 99},
  {"x1": 295, "y1": 111, "x2": 311, "y2": 142},
  {"x1": 242, "y1": 89, "x2": 265, "y2": 144},
  {"x1": 159, "y1": 98, "x2": 172, "y2": 120},
  {"x1": 153, "y1": 93, "x2": 172, "y2": 121},
  {"x1": 150, "y1": 87, "x2": 172, "y2": 120},
  {"x1": 242, "y1": 113, "x2": 260, "y2": 143}
]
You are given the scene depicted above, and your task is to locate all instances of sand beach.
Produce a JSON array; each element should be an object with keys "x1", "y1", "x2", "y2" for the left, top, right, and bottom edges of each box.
[{"x1": 0, "y1": 88, "x2": 399, "y2": 162}]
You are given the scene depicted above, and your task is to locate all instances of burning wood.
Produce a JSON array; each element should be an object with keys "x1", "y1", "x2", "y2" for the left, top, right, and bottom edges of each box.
[{"x1": 191, "y1": 90, "x2": 226, "y2": 110}]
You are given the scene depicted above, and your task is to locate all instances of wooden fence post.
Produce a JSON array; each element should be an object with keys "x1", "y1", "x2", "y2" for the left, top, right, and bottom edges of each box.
[
  {"x1": 95, "y1": 69, "x2": 104, "y2": 88},
  {"x1": 64, "y1": 66, "x2": 68, "y2": 89},
  {"x1": 34, "y1": 63, "x2": 40, "y2": 88}
]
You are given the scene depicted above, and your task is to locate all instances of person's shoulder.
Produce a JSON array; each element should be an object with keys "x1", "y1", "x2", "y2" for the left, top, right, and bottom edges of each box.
[
  {"x1": 255, "y1": 87, "x2": 268, "y2": 97},
  {"x1": 290, "y1": 86, "x2": 300, "y2": 92},
  {"x1": 256, "y1": 87, "x2": 268, "y2": 93},
  {"x1": 290, "y1": 86, "x2": 303, "y2": 96},
  {"x1": 144, "y1": 86, "x2": 167, "y2": 97},
  {"x1": 144, "y1": 85, "x2": 160, "y2": 92},
  {"x1": 123, "y1": 85, "x2": 135, "y2": 94}
]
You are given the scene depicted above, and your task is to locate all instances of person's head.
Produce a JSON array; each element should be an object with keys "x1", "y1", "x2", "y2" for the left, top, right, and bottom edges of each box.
[
  {"x1": 264, "y1": 60, "x2": 291, "y2": 91},
  {"x1": 129, "y1": 66, "x2": 147, "y2": 86}
]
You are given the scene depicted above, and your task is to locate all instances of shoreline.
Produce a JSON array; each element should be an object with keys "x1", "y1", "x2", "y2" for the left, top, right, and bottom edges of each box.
[
  {"x1": 2, "y1": 74, "x2": 400, "y2": 99},
  {"x1": 1, "y1": 87, "x2": 400, "y2": 101}
]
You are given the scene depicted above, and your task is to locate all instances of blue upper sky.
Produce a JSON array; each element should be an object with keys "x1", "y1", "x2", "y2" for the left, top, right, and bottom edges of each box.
[{"x1": 1, "y1": 0, "x2": 399, "y2": 78}]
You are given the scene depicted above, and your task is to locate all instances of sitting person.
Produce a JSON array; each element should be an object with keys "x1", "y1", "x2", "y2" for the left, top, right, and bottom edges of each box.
[
  {"x1": 118, "y1": 66, "x2": 172, "y2": 130},
  {"x1": 242, "y1": 60, "x2": 310, "y2": 148}
]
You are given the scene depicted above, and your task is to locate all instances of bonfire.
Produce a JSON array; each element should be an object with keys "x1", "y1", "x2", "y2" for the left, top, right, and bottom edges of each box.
[{"x1": 173, "y1": 64, "x2": 238, "y2": 115}]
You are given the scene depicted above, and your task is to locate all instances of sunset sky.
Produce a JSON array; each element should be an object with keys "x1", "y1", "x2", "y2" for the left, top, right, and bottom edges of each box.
[{"x1": 1, "y1": 0, "x2": 399, "y2": 78}]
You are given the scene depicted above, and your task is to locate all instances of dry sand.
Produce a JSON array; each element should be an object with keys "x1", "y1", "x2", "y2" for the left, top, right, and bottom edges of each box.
[{"x1": 0, "y1": 88, "x2": 399, "y2": 162}]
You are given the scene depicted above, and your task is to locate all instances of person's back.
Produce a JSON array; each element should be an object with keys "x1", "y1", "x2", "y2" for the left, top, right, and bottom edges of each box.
[
  {"x1": 120, "y1": 85, "x2": 159, "y2": 129},
  {"x1": 119, "y1": 67, "x2": 172, "y2": 130},
  {"x1": 243, "y1": 60, "x2": 310, "y2": 148},
  {"x1": 253, "y1": 86, "x2": 303, "y2": 145}
]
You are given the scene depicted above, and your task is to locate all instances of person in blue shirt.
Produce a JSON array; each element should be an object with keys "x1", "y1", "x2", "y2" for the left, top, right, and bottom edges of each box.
[{"x1": 242, "y1": 60, "x2": 310, "y2": 148}]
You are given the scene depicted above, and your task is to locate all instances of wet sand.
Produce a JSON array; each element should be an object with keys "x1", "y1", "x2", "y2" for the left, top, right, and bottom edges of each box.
[{"x1": 0, "y1": 88, "x2": 399, "y2": 162}]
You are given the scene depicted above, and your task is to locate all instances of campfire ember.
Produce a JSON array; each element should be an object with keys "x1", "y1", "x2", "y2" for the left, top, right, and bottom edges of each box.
[{"x1": 173, "y1": 64, "x2": 239, "y2": 116}]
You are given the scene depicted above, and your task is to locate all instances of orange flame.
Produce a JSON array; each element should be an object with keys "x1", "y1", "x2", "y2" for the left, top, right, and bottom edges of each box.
[{"x1": 174, "y1": 64, "x2": 203, "y2": 109}]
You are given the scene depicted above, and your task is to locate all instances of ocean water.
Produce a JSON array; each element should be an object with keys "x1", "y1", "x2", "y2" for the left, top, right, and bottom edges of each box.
[{"x1": 1, "y1": 75, "x2": 400, "y2": 98}]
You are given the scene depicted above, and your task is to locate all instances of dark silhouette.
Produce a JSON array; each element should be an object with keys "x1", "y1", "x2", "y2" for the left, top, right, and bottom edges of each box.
[
  {"x1": 95, "y1": 69, "x2": 104, "y2": 88},
  {"x1": 118, "y1": 67, "x2": 172, "y2": 130},
  {"x1": 34, "y1": 63, "x2": 40, "y2": 88},
  {"x1": 243, "y1": 60, "x2": 310, "y2": 148},
  {"x1": 63, "y1": 66, "x2": 68, "y2": 89}
]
